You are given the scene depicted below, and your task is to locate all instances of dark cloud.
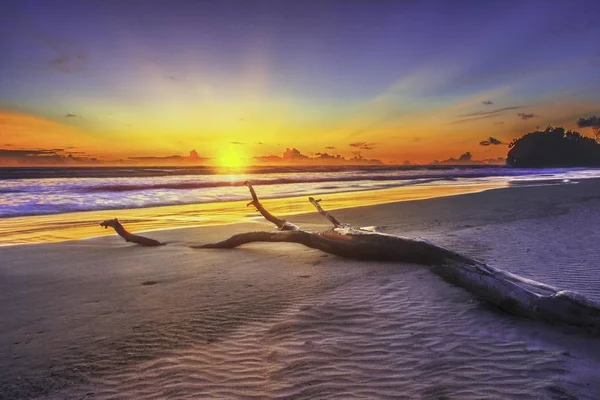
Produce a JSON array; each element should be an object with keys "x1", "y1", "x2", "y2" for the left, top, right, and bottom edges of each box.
[
  {"x1": 452, "y1": 114, "x2": 501, "y2": 124},
  {"x1": 431, "y1": 152, "x2": 505, "y2": 165},
  {"x1": 283, "y1": 148, "x2": 309, "y2": 160},
  {"x1": 482, "y1": 100, "x2": 494, "y2": 105},
  {"x1": 348, "y1": 154, "x2": 382, "y2": 164},
  {"x1": 254, "y1": 148, "x2": 382, "y2": 165},
  {"x1": 229, "y1": 141, "x2": 244, "y2": 145},
  {"x1": 0, "y1": 148, "x2": 99, "y2": 165},
  {"x1": 518, "y1": 112, "x2": 536, "y2": 120},
  {"x1": 50, "y1": 53, "x2": 87, "y2": 73},
  {"x1": 349, "y1": 142, "x2": 376, "y2": 150},
  {"x1": 479, "y1": 136, "x2": 504, "y2": 146},
  {"x1": 459, "y1": 106, "x2": 522, "y2": 118},
  {"x1": 325, "y1": 146, "x2": 336, "y2": 150},
  {"x1": 0, "y1": 149, "x2": 60, "y2": 157},
  {"x1": 459, "y1": 152, "x2": 472, "y2": 161},
  {"x1": 452, "y1": 106, "x2": 523, "y2": 124},
  {"x1": 128, "y1": 150, "x2": 207, "y2": 164},
  {"x1": 65, "y1": 113, "x2": 77, "y2": 118},
  {"x1": 256, "y1": 142, "x2": 264, "y2": 145},
  {"x1": 314, "y1": 152, "x2": 344, "y2": 160},
  {"x1": 577, "y1": 115, "x2": 600, "y2": 128}
]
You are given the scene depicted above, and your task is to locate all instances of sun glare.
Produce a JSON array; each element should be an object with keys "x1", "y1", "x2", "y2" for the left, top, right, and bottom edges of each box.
[{"x1": 218, "y1": 146, "x2": 248, "y2": 172}]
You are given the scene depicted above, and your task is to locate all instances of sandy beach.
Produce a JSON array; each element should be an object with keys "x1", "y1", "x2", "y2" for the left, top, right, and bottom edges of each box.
[{"x1": 2, "y1": 180, "x2": 600, "y2": 399}]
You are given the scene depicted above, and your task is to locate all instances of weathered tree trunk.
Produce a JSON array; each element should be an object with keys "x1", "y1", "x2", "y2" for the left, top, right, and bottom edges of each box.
[{"x1": 196, "y1": 183, "x2": 600, "y2": 335}]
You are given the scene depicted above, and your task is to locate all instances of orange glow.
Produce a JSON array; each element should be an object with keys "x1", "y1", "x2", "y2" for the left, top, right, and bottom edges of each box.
[{"x1": 1, "y1": 88, "x2": 596, "y2": 167}]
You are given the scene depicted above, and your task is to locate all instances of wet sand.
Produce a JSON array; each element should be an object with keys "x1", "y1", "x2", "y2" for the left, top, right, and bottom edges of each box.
[
  {"x1": 1, "y1": 180, "x2": 600, "y2": 399},
  {"x1": 0, "y1": 181, "x2": 505, "y2": 245}
]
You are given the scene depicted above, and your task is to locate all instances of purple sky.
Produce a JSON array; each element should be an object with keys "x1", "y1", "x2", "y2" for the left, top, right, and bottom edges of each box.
[{"x1": 1, "y1": 0, "x2": 599, "y2": 164}]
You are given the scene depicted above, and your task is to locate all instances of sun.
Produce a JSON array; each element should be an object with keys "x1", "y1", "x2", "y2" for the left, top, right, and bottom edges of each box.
[{"x1": 217, "y1": 146, "x2": 248, "y2": 172}]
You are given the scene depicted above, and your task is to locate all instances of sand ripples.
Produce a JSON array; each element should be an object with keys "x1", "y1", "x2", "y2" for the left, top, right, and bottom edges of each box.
[{"x1": 65, "y1": 266, "x2": 577, "y2": 399}]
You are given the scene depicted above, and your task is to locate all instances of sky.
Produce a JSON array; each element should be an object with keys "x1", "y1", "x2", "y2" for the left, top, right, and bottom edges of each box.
[{"x1": 1, "y1": 0, "x2": 599, "y2": 167}]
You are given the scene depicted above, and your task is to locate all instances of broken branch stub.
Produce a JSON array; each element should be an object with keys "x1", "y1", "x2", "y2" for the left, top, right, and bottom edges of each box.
[{"x1": 308, "y1": 197, "x2": 343, "y2": 228}]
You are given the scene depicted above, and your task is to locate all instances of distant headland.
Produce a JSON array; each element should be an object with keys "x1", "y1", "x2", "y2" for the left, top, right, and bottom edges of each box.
[{"x1": 507, "y1": 117, "x2": 600, "y2": 168}]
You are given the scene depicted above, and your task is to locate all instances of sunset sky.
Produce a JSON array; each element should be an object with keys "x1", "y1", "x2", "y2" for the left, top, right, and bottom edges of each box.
[{"x1": 1, "y1": 0, "x2": 599, "y2": 167}]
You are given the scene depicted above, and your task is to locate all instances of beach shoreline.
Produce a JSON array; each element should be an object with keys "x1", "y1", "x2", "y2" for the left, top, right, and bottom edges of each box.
[
  {"x1": 1, "y1": 180, "x2": 509, "y2": 246},
  {"x1": 3, "y1": 166, "x2": 600, "y2": 246},
  {"x1": 2, "y1": 180, "x2": 600, "y2": 398}
]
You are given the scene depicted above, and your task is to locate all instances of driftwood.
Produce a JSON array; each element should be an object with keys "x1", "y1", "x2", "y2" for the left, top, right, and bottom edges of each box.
[
  {"x1": 244, "y1": 181, "x2": 300, "y2": 231},
  {"x1": 196, "y1": 183, "x2": 600, "y2": 335},
  {"x1": 100, "y1": 218, "x2": 165, "y2": 247}
]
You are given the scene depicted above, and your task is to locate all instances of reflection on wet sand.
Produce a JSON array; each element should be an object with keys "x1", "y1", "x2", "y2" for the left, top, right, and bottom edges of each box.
[{"x1": 0, "y1": 182, "x2": 506, "y2": 245}]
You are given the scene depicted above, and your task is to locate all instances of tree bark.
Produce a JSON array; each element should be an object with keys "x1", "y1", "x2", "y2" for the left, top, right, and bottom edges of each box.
[
  {"x1": 100, "y1": 218, "x2": 165, "y2": 246},
  {"x1": 245, "y1": 181, "x2": 300, "y2": 231},
  {"x1": 195, "y1": 183, "x2": 600, "y2": 335},
  {"x1": 308, "y1": 197, "x2": 344, "y2": 228}
]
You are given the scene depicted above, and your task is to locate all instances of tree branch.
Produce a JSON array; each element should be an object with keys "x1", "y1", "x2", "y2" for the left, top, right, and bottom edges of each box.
[
  {"x1": 100, "y1": 218, "x2": 164, "y2": 246},
  {"x1": 245, "y1": 181, "x2": 299, "y2": 231},
  {"x1": 308, "y1": 197, "x2": 344, "y2": 228}
]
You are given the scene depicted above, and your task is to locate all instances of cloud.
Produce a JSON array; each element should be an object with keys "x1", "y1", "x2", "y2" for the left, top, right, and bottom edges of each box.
[
  {"x1": 431, "y1": 152, "x2": 505, "y2": 165},
  {"x1": 128, "y1": 149, "x2": 208, "y2": 164},
  {"x1": 459, "y1": 152, "x2": 472, "y2": 161},
  {"x1": 452, "y1": 114, "x2": 500, "y2": 124},
  {"x1": 254, "y1": 148, "x2": 382, "y2": 165},
  {"x1": 349, "y1": 142, "x2": 376, "y2": 150},
  {"x1": 518, "y1": 112, "x2": 536, "y2": 120},
  {"x1": 0, "y1": 148, "x2": 99, "y2": 165},
  {"x1": 325, "y1": 146, "x2": 336, "y2": 150},
  {"x1": 253, "y1": 155, "x2": 282, "y2": 162},
  {"x1": 50, "y1": 53, "x2": 87, "y2": 74},
  {"x1": 459, "y1": 106, "x2": 523, "y2": 118},
  {"x1": 256, "y1": 142, "x2": 264, "y2": 145},
  {"x1": 283, "y1": 148, "x2": 309, "y2": 160},
  {"x1": 482, "y1": 100, "x2": 494, "y2": 105},
  {"x1": 128, "y1": 155, "x2": 184, "y2": 161},
  {"x1": 65, "y1": 113, "x2": 77, "y2": 118},
  {"x1": 34, "y1": 33, "x2": 88, "y2": 74},
  {"x1": 577, "y1": 115, "x2": 600, "y2": 128},
  {"x1": 229, "y1": 141, "x2": 244, "y2": 145},
  {"x1": 452, "y1": 106, "x2": 523, "y2": 124},
  {"x1": 314, "y1": 152, "x2": 344, "y2": 160},
  {"x1": 479, "y1": 136, "x2": 504, "y2": 146},
  {"x1": 494, "y1": 121, "x2": 504, "y2": 125}
]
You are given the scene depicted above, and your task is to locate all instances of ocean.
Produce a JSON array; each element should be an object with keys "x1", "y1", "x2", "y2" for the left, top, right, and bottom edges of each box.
[{"x1": 2, "y1": 165, "x2": 600, "y2": 219}]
